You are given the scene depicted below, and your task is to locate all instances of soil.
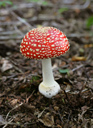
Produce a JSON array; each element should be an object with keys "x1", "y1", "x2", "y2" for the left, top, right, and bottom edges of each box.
[{"x1": 0, "y1": 0, "x2": 93, "y2": 128}]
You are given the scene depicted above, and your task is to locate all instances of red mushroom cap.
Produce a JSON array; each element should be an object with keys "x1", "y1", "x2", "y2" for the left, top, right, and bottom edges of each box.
[{"x1": 20, "y1": 27, "x2": 70, "y2": 59}]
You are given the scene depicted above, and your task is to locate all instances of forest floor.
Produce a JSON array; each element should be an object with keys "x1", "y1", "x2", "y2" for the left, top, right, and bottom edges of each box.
[{"x1": 0, "y1": 0, "x2": 93, "y2": 128}]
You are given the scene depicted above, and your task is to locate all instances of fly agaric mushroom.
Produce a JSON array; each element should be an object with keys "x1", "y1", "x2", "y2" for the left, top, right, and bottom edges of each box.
[{"x1": 20, "y1": 27, "x2": 70, "y2": 98}]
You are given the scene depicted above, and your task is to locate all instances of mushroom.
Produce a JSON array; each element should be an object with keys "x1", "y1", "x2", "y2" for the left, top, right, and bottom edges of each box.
[{"x1": 20, "y1": 27, "x2": 70, "y2": 98}]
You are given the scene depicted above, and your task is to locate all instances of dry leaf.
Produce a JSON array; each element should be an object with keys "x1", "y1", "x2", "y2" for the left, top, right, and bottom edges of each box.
[
  {"x1": 84, "y1": 44, "x2": 93, "y2": 48},
  {"x1": 78, "y1": 106, "x2": 89, "y2": 122},
  {"x1": 65, "y1": 84, "x2": 71, "y2": 92},
  {"x1": 1, "y1": 58, "x2": 13, "y2": 72},
  {"x1": 72, "y1": 56, "x2": 86, "y2": 61},
  {"x1": 10, "y1": 99, "x2": 19, "y2": 106},
  {"x1": 38, "y1": 112, "x2": 54, "y2": 127},
  {"x1": 81, "y1": 106, "x2": 89, "y2": 115}
]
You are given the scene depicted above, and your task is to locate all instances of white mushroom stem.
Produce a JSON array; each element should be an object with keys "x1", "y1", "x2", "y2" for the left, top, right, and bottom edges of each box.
[
  {"x1": 42, "y1": 58, "x2": 55, "y2": 86},
  {"x1": 39, "y1": 58, "x2": 60, "y2": 98}
]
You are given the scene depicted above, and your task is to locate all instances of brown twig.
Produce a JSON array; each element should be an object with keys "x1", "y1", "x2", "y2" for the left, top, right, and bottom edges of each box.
[
  {"x1": 0, "y1": 3, "x2": 36, "y2": 15},
  {"x1": 59, "y1": 0, "x2": 90, "y2": 9},
  {"x1": 0, "y1": 31, "x2": 20, "y2": 35},
  {"x1": 0, "y1": 35, "x2": 23, "y2": 40},
  {"x1": 67, "y1": 33, "x2": 93, "y2": 38},
  {"x1": 9, "y1": 59, "x2": 24, "y2": 73},
  {"x1": 0, "y1": 21, "x2": 21, "y2": 26},
  {"x1": 71, "y1": 64, "x2": 84, "y2": 72},
  {"x1": 11, "y1": 11, "x2": 33, "y2": 30},
  {"x1": 13, "y1": 25, "x2": 24, "y2": 36},
  {"x1": 5, "y1": 103, "x2": 23, "y2": 121},
  {"x1": 26, "y1": 90, "x2": 35, "y2": 103}
]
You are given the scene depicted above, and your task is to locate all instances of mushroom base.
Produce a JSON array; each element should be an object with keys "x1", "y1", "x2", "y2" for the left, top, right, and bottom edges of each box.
[{"x1": 39, "y1": 81, "x2": 60, "y2": 98}]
